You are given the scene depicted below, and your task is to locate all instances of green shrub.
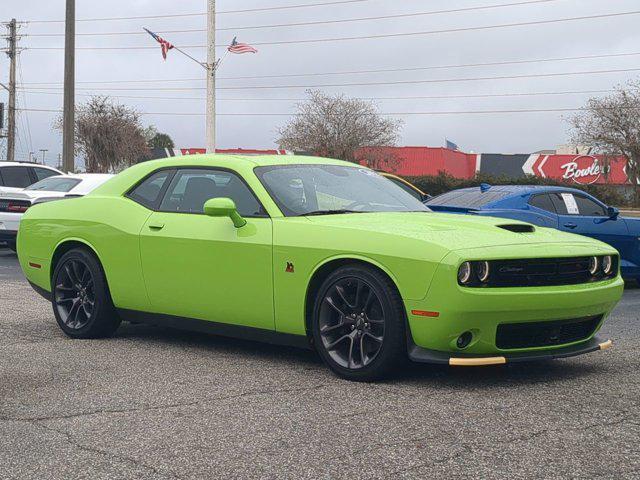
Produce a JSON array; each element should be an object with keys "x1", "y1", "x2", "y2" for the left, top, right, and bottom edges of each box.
[{"x1": 407, "y1": 172, "x2": 637, "y2": 208}]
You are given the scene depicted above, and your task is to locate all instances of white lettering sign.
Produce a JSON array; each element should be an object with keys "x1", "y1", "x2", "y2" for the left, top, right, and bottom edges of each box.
[
  {"x1": 561, "y1": 193, "x2": 580, "y2": 215},
  {"x1": 560, "y1": 156, "x2": 607, "y2": 185}
]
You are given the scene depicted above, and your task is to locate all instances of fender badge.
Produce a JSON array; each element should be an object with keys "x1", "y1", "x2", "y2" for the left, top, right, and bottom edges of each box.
[{"x1": 285, "y1": 262, "x2": 295, "y2": 273}]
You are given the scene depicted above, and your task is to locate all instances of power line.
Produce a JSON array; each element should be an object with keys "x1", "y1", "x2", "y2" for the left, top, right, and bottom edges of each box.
[
  {"x1": 15, "y1": 106, "x2": 625, "y2": 116},
  {"x1": 17, "y1": 56, "x2": 33, "y2": 152},
  {"x1": 21, "y1": 0, "x2": 562, "y2": 36},
  {"x1": 22, "y1": 0, "x2": 373, "y2": 24},
  {"x1": 18, "y1": 88, "x2": 616, "y2": 102},
  {"x1": 16, "y1": 67, "x2": 640, "y2": 90},
  {"x1": 17, "y1": 51, "x2": 640, "y2": 85},
  {"x1": 22, "y1": 9, "x2": 640, "y2": 50}
]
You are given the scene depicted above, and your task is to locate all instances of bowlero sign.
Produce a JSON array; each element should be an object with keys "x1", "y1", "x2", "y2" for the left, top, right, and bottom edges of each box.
[{"x1": 521, "y1": 154, "x2": 630, "y2": 185}]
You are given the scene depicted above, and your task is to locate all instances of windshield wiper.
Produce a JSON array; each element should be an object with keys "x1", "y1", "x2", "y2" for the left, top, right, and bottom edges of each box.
[{"x1": 300, "y1": 209, "x2": 366, "y2": 216}]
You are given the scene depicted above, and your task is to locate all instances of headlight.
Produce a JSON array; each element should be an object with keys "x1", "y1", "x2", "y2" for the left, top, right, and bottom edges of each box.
[
  {"x1": 602, "y1": 255, "x2": 613, "y2": 275},
  {"x1": 476, "y1": 261, "x2": 490, "y2": 282},
  {"x1": 588, "y1": 256, "x2": 599, "y2": 275},
  {"x1": 458, "y1": 262, "x2": 472, "y2": 284}
]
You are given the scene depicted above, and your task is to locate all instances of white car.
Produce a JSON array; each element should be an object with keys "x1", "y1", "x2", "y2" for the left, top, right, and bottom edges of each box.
[
  {"x1": 0, "y1": 162, "x2": 63, "y2": 194},
  {"x1": 0, "y1": 174, "x2": 113, "y2": 251}
]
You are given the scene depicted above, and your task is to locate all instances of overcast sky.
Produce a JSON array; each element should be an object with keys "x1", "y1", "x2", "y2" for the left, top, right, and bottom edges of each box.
[{"x1": 2, "y1": 0, "x2": 640, "y2": 165}]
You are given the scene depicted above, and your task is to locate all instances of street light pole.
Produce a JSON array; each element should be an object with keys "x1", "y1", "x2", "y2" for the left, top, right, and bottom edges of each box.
[
  {"x1": 205, "y1": 0, "x2": 216, "y2": 154},
  {"x1": 62, "y1": 0, "x2": 75, "y2": 172}
]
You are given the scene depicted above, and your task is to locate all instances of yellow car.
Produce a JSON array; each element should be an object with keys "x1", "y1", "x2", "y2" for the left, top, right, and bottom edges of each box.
[{"x1": 379, "y1": 172, "x2": 430, "y2": 202}]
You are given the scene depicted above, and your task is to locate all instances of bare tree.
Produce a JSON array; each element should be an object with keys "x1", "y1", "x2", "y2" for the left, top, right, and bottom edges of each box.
[
  {"x1": 55, "y1": 96, "x2": 150, "y2": 173},
  {"x1": 570, "y1": 82, "x2": 640, "y2": 198},
  {"x1": 276, "y1": 90, "x2": 402, "y2": 163}
]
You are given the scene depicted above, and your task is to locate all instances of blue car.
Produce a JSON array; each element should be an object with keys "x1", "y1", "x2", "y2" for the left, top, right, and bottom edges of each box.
[{"x1": 425, "y1": 185, "x2": 640, "y2": 282}]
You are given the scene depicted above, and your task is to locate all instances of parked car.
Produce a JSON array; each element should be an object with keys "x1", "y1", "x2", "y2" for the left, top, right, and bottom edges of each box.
[
  {"x1": 378, "y1": 172, "x2": 431, "y2": 202},
  {"x1": 0, "y1": 174, "x2": 113, "y2": 251},
  {"x1": 0, "y1": 162, "x2": 62, "y2": 193},
  {"x1": 425, "y1": 185, "x2": 640, "y2": 282},
  {"x1": 17, "y1": 156, "x2": 622, "y2": 380}
]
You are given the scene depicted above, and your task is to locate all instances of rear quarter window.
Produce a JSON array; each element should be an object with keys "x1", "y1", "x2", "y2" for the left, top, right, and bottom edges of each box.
[{"x1": 127, "y1": 170, "x2": 174, "y2": 209}]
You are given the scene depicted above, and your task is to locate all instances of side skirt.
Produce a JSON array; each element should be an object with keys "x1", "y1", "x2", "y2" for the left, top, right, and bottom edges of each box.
[
  {"x1": 117, "y1": 308, "x2": 312, "y2": 350},
  {"x1": 29, "y1": 281, "x2": 52, "y2": 301}
]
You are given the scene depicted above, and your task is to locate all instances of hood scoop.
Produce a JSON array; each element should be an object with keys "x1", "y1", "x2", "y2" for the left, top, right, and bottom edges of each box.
[{"x1": 497, "y1": 224, "x2": 535, "y2": 233}]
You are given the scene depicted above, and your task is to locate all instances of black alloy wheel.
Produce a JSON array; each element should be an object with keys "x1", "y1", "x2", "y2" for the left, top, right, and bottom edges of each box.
[
  {"x1": 319, "y1": 277, "x2": 385, "y2": 369},
  {"x1": 312, "y1": 264, "x2": 406, "y2": 381},
  {"x1": 54, "y1": 258, "x2": 96, "y2": 330},
  {"x1": 52, "y1": 248, "x2": 121, "y2": 338}
]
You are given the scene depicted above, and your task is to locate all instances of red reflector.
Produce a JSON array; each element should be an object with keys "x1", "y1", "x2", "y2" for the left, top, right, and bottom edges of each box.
[
  {"x1": 29, "y1": 262, "x2": 42, "y2": 269},
  {"x1": 8, "y1": 203, "x2": 29, "y2": 213},
  {"x1": 411, "y1": 310, "x2": 440, "y2": 318}
]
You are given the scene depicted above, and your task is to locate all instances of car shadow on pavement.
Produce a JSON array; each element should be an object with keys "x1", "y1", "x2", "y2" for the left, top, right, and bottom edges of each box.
[{"x1": 115, "y1": 322, "x2": 603, "y2": 387}]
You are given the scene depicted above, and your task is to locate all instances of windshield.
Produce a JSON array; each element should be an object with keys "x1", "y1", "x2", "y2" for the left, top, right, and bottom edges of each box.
[
  {"x1": 25, "y1": 177, "x2": 81, "y2": 192},
  {"x1": 255, "y1": 164, "x2": 430, "y2": 216}
]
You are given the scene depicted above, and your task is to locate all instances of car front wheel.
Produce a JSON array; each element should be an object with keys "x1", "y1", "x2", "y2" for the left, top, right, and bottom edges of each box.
[
  {"x1": 312, "y1": 264, "x2": 406, "y2": 381},
  {"x1": 51, "y1": 248, "x2": 121, "y2": 338}
]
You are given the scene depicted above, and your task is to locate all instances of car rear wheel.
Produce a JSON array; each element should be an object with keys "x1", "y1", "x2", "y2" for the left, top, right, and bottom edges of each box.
[
  {"x1": 312, "y1": 264, "x2": 406, "y2": 381},
  {"x1": 52, "y1": 248, "x2": 121, "y2": 338}
]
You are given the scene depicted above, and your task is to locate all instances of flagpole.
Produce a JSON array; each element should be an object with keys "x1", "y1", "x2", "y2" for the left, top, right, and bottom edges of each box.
[{"x1": 206, "y1": 0, "x2": 216, "y2": 154}]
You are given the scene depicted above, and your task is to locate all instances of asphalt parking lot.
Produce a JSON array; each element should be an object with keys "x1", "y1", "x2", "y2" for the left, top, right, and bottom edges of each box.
[{"x1": 1, "y1": 249, "x2": 639, "y2": 479}]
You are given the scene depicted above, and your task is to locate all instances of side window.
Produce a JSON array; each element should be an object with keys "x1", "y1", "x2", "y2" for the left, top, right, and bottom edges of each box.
[
  {"x1": 528, "y1": 194, "x2": 556, "y2": 214},
  {"x1": 0, "y1": 167, "x2": 32, "y2": 188},
  {"x1": 33, "y1": 168, "x2": 60, "y2": 181},
  {"x1": 549, "y1": 193, "x2": 570, "y2": 215},
  {"x1": 159, "y1": 169, "x2": 265, "y2": 217},
  {"x1": 127, "y1": 170, "x2": 173, "y2": 209},
  {"x1": 574, "y1": 194, "x2": 607, "y2": 216}
]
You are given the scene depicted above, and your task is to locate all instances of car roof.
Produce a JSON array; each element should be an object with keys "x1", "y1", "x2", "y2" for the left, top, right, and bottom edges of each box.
[
  {"x1": 140, "y1": 154, "x2": 354, "y2": 169},
  {"x1": 449, "y1": 184, "x2": 588, "y2": 197},
  {"x1": 0, "y1": 162, "x2": 62, "y2": 171}
]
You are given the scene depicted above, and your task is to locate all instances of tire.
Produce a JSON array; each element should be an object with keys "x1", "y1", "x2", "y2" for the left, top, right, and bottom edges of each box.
[
  {"x1": 311, "y1": 264, "x2": 406, "y2": 381},
  {"x1": 51, "y1": 248, "x2": 121, "y2": 338},
  {"x1": 7, "y1": 240, "x2": 17, "y2": 252}
]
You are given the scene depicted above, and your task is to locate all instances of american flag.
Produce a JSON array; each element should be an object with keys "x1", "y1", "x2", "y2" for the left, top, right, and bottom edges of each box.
[
  {"x1": 228, "y1": 37, "x2": 258, "y2": 54},
  {"x1": 143, "y1": 28, "x2": 174, "y2": 60}
]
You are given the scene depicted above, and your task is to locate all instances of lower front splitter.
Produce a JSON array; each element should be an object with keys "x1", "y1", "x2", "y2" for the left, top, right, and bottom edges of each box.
[{"x1": 408, "y1": 336, "x2": 612, "y2": 366}]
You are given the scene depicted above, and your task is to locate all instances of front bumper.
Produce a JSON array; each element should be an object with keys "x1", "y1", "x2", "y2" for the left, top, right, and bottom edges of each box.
[
  {"x1": 404, "y1": 244, "x2": 624, "y2": 360},
  {"x1": 409, "y1": 337, "x2": 612, "y2": 366}
]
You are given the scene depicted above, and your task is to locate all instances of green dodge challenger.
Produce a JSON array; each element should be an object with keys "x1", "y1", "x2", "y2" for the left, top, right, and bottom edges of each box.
[{"x1": 18, "y1": 155, "x2": 623, "y2": 380}]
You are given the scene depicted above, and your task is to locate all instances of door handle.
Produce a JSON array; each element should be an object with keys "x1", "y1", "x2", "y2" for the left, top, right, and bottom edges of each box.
[
  {"x1": 148, "y1": 222, "x2": 165, "y2": 230},
  {"x1": 563, "y1": 222, "x2": 577, "y2": 229}
]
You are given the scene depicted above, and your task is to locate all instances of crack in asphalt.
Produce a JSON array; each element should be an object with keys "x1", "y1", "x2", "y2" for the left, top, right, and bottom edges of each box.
[
  {"x1": 383, "y1": 411, "x2": 639, "y2": 477},
  {"x1": 0, "y1": 384, "x2": 327, "y2": 423},
  {"x1": 34, "y1": 423, "x2": 184, "y2": 480}
]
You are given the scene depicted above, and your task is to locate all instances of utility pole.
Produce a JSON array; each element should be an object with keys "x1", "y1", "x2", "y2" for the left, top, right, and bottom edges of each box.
[
  {"x1": 62, "y1": 0, "x2": 75, "y2": 172},
  {"x1": 5, "y1": 19, "x2": 17, "y2": 162},
  {"x1": 206, "y1": 0, "x2": 216, "y2": 154},
  {"x1": 39, "y1": 148, "x2": 48, "y2": 164}
]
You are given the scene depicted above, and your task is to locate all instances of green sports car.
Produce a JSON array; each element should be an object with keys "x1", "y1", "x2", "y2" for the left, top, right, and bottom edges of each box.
[{"x1": 18, "y1": 155, "x2": 623, "y2": 380}]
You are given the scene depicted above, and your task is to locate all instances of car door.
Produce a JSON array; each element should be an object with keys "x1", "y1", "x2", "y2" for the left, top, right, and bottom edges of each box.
[
  {"x1": 552, "y1": 192, "x2": 629, "y2": 248},
  {"x1": 139, "y1": 167, "x2": 275, "y2": 330}
]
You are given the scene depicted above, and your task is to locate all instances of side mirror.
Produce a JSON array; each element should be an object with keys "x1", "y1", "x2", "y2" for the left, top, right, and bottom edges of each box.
[
  {"x1": 203, "y1": 197, "x2": 247, "y2": 228},
  {"x1": 607, "y1": 206, "x2": 620, "y2": 219}
]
